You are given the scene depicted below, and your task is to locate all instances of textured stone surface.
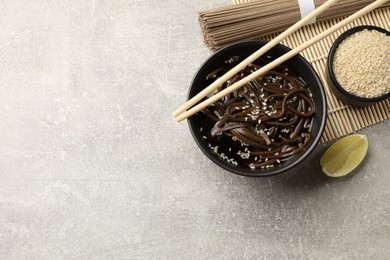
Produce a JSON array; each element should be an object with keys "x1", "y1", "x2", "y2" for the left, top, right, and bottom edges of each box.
[{"x1": 0, "y1": 1, "x2": 389, "y2": 259}]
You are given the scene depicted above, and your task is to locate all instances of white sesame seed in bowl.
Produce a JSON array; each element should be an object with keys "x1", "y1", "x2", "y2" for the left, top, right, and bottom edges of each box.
[{"x1": 326, "y1": 25, "x2": 390, "y2": 106}]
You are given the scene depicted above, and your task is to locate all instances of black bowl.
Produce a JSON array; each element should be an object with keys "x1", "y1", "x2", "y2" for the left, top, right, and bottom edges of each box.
[
  {"x1": 325, "y1": 25, "x2": 390, "y2": 106},
  {"x1": 187, "y1": 40, "x2": 327, "y2": 177}
]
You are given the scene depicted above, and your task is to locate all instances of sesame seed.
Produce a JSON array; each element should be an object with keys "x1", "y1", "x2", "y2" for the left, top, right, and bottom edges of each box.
[{"x1": 332, "y1": 30, "x2": 390, "y2": 98}]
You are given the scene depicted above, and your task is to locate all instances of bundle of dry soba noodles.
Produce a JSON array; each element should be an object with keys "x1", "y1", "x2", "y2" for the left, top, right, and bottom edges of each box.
[{"x1": 199, "y1": 0, "x2": 390, "y2": 49}]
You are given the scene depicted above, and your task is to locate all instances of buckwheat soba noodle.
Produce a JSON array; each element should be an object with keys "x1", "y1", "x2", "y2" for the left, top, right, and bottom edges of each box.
[{"x1": 199, "y1": 56, "x2": 315, "y2": 170}]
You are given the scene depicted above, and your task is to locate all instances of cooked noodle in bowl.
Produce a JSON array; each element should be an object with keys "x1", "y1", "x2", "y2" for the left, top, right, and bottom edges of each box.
[
  {"x1": 188, "y1": 41, "x2": 327, "y2": 177},
  {"x1": 202, "y1": 58, "x2": 314, "y2": 169}
]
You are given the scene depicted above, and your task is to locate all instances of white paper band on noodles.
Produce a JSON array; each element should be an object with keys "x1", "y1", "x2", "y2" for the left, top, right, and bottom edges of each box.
[{"x1": 298, "y1": 0, "x2": 316, "y2": 24}]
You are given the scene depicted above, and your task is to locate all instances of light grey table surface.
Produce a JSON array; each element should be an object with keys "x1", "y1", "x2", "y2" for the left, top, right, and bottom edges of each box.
[{"x1": 0, "y1": 1, "x2": 389, "y2": 259}]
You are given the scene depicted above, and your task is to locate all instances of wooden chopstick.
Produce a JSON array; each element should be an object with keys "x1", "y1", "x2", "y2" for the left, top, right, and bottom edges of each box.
[
  {"x1": 173, "y1": 0, "x2": 339, "y2": 118},
  {"x1": 174, "y1": 0, "x2": 389, "y2": 122}
]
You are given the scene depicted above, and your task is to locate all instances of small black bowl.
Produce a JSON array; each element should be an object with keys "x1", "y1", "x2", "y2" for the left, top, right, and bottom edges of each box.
[
  {"x1": 187, "y1": 40, "x2": 327, "y2": 177},
  {"x1": 325, "y1": 25, "x2": 390, "y2": 106}
]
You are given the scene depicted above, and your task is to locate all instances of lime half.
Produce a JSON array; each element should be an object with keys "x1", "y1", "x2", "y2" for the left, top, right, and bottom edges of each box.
[{"x1": 320, "y1": 134, "x2": 368, "y2": 177}]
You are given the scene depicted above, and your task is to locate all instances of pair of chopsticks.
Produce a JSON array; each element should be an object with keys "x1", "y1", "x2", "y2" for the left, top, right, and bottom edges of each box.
[{"x1": 173, "y1": 0, "x2": 389, "y2": 122}]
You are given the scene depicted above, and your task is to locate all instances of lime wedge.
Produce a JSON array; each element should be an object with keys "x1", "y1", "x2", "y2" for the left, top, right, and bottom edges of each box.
[{"x1": 320, "y1": 134, "x2": 368, "y2": 177}]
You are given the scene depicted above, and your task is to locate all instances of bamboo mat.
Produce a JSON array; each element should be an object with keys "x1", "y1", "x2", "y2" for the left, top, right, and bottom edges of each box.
[{"x1": 230, "y1": 1, "x2": 390, "y2": 143}]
